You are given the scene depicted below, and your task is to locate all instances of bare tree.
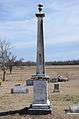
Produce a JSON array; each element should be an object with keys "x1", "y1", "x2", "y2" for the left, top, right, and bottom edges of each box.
[
  {"x1": 7, "y1": 54, "x2": 16, "y2": 74},
  {"x1": 0, "y1": 39, "x2": 11, "y2": 81}
]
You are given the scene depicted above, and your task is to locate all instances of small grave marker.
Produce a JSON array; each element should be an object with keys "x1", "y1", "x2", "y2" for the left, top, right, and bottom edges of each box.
[
  {"x1": 11, "y1": 84, "x2": 28, "y2": 93},
  {"x1": 65, "y1": 105, "x2": 79, "y2": 114},
  {"x1": 53, "y1": 83, "x2": 59, "y2": 92},
  {"x1": 26, "y1": 79, "x2": 33, "y2": 86}
]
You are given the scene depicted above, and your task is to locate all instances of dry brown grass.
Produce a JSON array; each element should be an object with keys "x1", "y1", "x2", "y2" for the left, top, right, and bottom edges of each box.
[{"x1": 0, "y1": 65, "x2": 79, "y2": 119}]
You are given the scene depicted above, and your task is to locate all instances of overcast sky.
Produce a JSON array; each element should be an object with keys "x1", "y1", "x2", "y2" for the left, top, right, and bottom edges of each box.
[{"x1": 0, "y1": 0, "x2": 79, "y2": 61}]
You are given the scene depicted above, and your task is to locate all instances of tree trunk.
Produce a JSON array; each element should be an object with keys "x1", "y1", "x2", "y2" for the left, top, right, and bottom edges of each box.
[
  {"x1": 3, "y1": 70, "x2": 6, "y2": 81},
  {"x1": 10, "y1": 66, "x2": 12, "y2": 74}
]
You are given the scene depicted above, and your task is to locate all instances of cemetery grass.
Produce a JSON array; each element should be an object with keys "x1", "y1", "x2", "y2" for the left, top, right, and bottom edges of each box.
[{"x1": 0, "y1": 65, "x2": 79, "y2": 119}]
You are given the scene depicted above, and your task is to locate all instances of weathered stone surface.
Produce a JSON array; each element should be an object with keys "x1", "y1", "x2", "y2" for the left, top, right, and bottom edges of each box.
[
  {"x1": 33, "y1": 80, "x2": 48, "y2": 104},
  {"x1": 26, "y1": 79, "x2": 33, "y2": 86},
  {"x1": 36, "y1": 5, "x2": 45, "y2": 76},
  {"x1": 11, "y1": 84, "x2": 28, "y2": 93},
  {"x1": 53, "y1": 83, "x2": 60, "y2": 92},
  {"x1": 28, "y1": 80, "x2": 52, "y2": 114},
  {"x1": 65, "y1": 105, "x2": 79, "y2": 113},
  {"x1": 28, "y1": 105, "x2": 52, "y2": 115}
]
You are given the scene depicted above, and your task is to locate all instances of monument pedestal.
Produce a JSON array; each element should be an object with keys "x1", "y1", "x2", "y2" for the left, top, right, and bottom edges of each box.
[{"x1": 28, "y1": 80, "x2": 52, "y2": 114}]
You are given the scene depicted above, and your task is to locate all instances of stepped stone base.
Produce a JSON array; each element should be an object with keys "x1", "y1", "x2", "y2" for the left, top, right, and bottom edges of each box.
[
  {"x1": 31, "y1": 74, "x2": 50, "y2": 80},
  {"x1": 28, "y1": 77, "x2": 52, "y2": 115},
  {"x1": 28, "y1": 103, "x2": 52, "y2": 114}
]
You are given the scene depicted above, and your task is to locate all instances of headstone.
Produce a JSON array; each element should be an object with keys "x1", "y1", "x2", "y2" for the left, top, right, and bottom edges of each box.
[
  {"x1": 26, "y1": 79, "x2": 33, "y2": 86},
  {"x1": 11, "y1": 84, "x2": 28, "y2": 93},
  {"x1": 53, "y1": 83, "x2": 59, "y2": 92},
  {"x1": 65, "y1": 105, "x2": 79, "y2": 113}
]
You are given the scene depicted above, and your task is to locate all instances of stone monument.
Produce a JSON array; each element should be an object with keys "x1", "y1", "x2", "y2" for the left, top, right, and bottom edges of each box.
[
  {"x1": 28, "y1": 4, "x2": 52, "y2": 114},
  {"x1": 11, "y1": 84, "x2": 28, "y2": 94},
  {"x1": 53, "y1": 83, "x2": 60, "y2": 92}
]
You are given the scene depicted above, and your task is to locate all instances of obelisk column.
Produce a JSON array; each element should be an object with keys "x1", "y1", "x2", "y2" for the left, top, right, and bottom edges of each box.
[
  {"x1": 36, "y1": 4, "x2": 45, "y2": 76},
  {"x1": 28, "y1": 4, "x2": 52, "y2": 114}
]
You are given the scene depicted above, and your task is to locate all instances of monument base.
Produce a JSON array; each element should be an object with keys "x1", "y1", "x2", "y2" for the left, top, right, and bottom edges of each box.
[
  {"x1": 28, "y1": 78, "x2": 52, "y2": 114},
  {"x1": 28, "y1": 102, "x2": 52, "y2": 114},
  {"x1": 31, "y1": 74, "x2": 50, "y2": 81}
]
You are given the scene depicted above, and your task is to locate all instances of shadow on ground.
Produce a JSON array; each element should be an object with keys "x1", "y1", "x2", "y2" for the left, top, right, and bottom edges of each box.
[
  {"x1": 0, "y1": 107, "x2": 51, "y2": 116},
  {"x1": 0, "y1": 107, "x2": 28, "y2": 117}
]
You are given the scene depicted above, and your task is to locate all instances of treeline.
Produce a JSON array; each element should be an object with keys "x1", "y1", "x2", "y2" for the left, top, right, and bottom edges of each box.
[
  {"x1": 14, "y1": 60, "x2": 79, "y2": 66},
  {"x1": 46, "y1": 60, "x2": 79, "y2": 65},
  {"x1": 14, "y1": 61, "x2": 36, "y2": 66}
]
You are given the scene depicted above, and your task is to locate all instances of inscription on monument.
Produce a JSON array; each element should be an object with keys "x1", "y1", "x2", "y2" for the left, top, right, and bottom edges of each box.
[{"x1": 33, "y1": 80, "x2": 47, "y2": 104}]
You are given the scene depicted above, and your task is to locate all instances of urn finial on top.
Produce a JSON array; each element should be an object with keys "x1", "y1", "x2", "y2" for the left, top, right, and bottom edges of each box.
[
  {"x1": 38, "y1": 4, "x2": 43, "y2": 12},
  {"x1": 36, "y1": 4, "x2": 45, "y2": 17}
]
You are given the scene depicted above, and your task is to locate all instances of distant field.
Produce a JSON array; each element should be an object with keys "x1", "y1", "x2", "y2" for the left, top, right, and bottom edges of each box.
[{"x1": 0, "y1": 65, "x2": 79, "y2": 119}]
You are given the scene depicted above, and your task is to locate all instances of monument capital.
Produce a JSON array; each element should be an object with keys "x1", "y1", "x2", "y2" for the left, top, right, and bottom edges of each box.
[
  {"x1": 38, "y1": 4, "x2": 43, "y2": 12},
  {"x1": 36, "y1": 4, "x2": 45, "y2": 17}
]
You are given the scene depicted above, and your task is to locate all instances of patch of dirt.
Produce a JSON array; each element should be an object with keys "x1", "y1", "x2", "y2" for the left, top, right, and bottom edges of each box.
[{"x1": 0, "y1": 65, "x2": 79, "y2": 119}]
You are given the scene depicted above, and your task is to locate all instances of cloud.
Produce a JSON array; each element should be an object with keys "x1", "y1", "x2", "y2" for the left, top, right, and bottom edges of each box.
[
  {"x1": 0, "y1": 0, "x2": 79, "y2": 60},
  {"x1": 45, "y1": 41, "x2": 79, "y2": 61},
  {"x1": 0, "y1": 20, "x2": 36, "y2": 42},
  {"x1": 15, "y1": 41, "x2": 35, "y2": 49},
  {"x1": 44, "y1": 0, "x2": 79, "y2": 46},
  {"x1": 0, "y1": 0, "x2": 35, "y2": 21},
  {"x1": 0, "y1": 20, "x2": 35, "y2": 32}
]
